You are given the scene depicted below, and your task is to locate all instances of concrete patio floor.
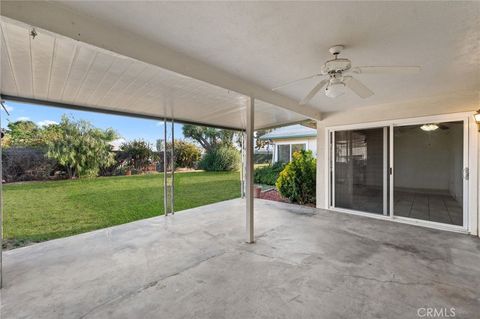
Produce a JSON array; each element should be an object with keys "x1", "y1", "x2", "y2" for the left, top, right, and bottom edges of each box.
[{"x1": 2, "y1": 199, "x2": 479, "y2": 319}]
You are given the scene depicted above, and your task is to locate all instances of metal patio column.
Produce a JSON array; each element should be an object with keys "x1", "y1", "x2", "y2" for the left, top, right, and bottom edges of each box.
[
  {"x1": 170, "y1": 117, "x2": 175, "y2": 215},
  {"x1": 163, "y1": 117, "x2": 168, "y2": 215},
  {"x1": 163, "y1": 116, "x2": 175, "y2": 216},
  {"x1": 246, "y1": 97, "x2": 255, "y2": 243}
]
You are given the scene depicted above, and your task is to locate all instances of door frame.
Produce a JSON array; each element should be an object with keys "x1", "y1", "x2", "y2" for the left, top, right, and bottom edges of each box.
[{"x1": 325, "y1": 112, "x2": 476, "y2": 234}]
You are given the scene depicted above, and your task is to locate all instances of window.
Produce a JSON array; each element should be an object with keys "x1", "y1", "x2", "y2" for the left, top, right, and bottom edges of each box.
[
  {"x1": 291, "y1": 143, "x2": 306, "y2": 156},
  {"x1": 277, "y1": 145, "x2": 290, "y2": 163},
  {"x1": 276, "y1": 143, "x2": 307, "y2": 162}
]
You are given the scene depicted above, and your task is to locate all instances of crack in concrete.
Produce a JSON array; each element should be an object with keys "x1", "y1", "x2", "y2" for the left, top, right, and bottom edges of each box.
[
  {"x1": 342, "y1": 274, "x2": 433, "y2": 287},
  {"x1": 77, "y1": 250, "x2": 227, "y2": 319},
  {"x1": 241, "y1": 249, "x2": 303, "y2": 267}
]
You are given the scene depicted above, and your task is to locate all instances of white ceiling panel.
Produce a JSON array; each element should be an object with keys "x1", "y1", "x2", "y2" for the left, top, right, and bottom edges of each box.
[
  {"x1": 0, "y1": 30, "x2": 17, "y2": 95},
  {"x1": 49, "y1": 1, "x2": 478, "y2": 113},
  {"x1": 30, "y1": 29, "x2": 55, "y2": 99},
  {"x1": 0, "y1": 17, "x2": 307, "y2": 129},
  {"x1": 1, "y1": 20, "x2": 33, "y2": 97}
]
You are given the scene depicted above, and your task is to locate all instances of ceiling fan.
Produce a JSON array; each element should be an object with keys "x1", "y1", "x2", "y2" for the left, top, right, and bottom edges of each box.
[{"x1": 272, "y1": 45, "x2": 420, "y2": 105}]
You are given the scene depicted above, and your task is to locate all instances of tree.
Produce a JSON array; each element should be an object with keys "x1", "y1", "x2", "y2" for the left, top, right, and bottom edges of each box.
[
  {"x1": 3, "y1": 120, "x2": 62, "y2": 148},
  {"x1": 5, "y1": 120, "x2": 41, "y2": 147},
  {"x1": 182, "y1": 124, "x2": 236, "y2": 152},
  {"x1": 255, "y1": 129, "x2": 272, "y2": 151},
  {"x1": 46, "y1": 116, "x2": 118, "y2": 178},
  {"x1": 119, "y1": 139, "x2": 155, "y2": 171}
]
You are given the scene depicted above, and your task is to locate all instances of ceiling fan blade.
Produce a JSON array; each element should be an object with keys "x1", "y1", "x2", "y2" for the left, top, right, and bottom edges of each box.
[
  {"x1": 272, "y1": 74, "x2": 321, "y2": 91},
  {"x1": 300, "y1": 79, "x2": 329, "y2": 105},
  {"x1": 344, "y1": 76, "x2": 374, "y2": 98},
  {"x1": 351, "y1": 66, "x2": 420, "y2": 74}
]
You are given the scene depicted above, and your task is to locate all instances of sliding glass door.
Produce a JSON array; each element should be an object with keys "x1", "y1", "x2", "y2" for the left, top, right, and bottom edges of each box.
[
  {"x1": 332, "y1": 127, "x2": 389, "y2": 215},
  {"x1": 329, "y1": 117, "x2": 467, "y2": 229}
]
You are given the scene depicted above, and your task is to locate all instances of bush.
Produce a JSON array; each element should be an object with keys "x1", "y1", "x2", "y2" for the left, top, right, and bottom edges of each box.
[
  {"x1": 254, "y1": 162, "x2": 285, "y2": 185},
  {"x1": 2, "y1": 147, "x2": 57, "y2": 182},
  {"x1": 174, "y1": 140, "x2": 201, "y2": 168},
  {"x1": 276, "y1": 150, "x2": 316, "y2": 205},
  {"x1": 254, "y1": 153, "x2": 273, "y2": 164},
  {"x1": 199, "y1": 146, "x2": 240, "y2": 171}
]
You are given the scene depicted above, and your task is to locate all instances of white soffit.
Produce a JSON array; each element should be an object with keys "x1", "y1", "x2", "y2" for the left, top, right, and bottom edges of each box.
[{"x1": 0, "y1": 17, "x2": 309, "y2": 130}]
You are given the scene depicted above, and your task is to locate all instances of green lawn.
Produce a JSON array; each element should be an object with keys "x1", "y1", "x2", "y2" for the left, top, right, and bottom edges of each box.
[{"x1": 3, "y1": 171, "x2": 240, "y2": 249}]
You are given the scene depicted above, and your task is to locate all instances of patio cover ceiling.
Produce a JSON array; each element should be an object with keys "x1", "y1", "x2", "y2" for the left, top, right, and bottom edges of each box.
[
  {"x1": 1, "y1": 1, "x2": 478, "y2": 128},
  {"x1": 1, "y1": 16, "x2": 318, "y2": 131}
]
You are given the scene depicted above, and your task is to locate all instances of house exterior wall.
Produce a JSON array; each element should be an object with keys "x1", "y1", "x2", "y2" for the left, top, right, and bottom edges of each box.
[
  {"x1": 316, "y1": 101, "x2": 479, "y2": 236},
  {"x1": 271, "y1": 137, "x2": 317, "y2": 162}
]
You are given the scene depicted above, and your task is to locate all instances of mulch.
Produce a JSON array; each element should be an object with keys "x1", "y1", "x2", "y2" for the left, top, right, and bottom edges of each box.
[{"x1": 256, "y1": 188, "x2": 289, "y2": 203}]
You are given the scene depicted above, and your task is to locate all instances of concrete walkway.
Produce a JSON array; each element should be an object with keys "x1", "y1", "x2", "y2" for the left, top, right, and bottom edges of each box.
[{"x1": 2, "y1": 199, "x2": 479, "y2": 318}]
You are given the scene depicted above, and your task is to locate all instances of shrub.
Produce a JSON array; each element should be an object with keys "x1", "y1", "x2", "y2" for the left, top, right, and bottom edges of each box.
[
  {"x1": 199, "y1": 146, "x2": 240, "y2": 171},
  {"x1": 254, "y1": 153, "x2": 273, "y2": 164},
  {"x1": 254, "y1": 162, "x2": 285, "y2": 185},
  {"x1": 2, "y1": 147, "x2": 57, "y2": 182},
  {"x1": 174, "y1": 140, "x2": 202, "y2": 168},
  {"x1": 276, "y1": 150, "x2": 316, "y2": 205}
]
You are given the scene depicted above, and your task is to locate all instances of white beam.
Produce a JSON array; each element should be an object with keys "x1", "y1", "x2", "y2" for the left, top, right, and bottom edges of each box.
[
  {"x1": 0, "y1": 1, "x2": 322, "y2": 120},
  {"x1": 245, "y1": 97, "x2": 255, "y2": 243}
]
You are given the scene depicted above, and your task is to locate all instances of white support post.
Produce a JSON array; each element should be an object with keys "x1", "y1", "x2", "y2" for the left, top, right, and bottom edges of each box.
[
  {"x1": 0, "y1": 106, "x2": 3, "y2": 288},
  {"x1": 170, "y1": 118, "x2": 175, "y2": 215},
  {"x1": 163, "y1": 117, "x2": 168, "y2": 216},
  {"x1": 240, "y1": 132, "x2": 245, "y2": 198},
  {"x1": 246, "y1": 97, "x2": 255, "y2": 243}
]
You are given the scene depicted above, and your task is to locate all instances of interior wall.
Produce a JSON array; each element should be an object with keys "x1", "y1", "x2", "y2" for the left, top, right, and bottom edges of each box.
[{"x1": 393, "y1": 126, "x2": 457, "y2": 192}]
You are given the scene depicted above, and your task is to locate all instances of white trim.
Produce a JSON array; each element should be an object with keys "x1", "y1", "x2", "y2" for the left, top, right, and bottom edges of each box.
[
  {"x1": 326, "y1": 112, "x2": 473, "y2": 132},
  {"x1": 383, "y1": 126, "x2": 388, "y2": 216},
  {"x1": 389, "y1": 124, "x2": 394, "y2": 217},
  {"x1": 325, "y1": 112, "x2": 476, "y2": 234},
  {"x1": 468, "y1": 117, "x2": 478, "y2": 235},
  {"x1": 324, "y1": 131, "x2": 331, "y2": 209}
]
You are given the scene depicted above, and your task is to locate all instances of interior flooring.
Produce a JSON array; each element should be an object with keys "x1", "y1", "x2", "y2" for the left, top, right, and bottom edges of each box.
[
  {"x1": 394, "y1": 190, "x2": 463, "y2": 226},
  {"x1": 335, "y1": 186, "x2": 463, "y2": 226}
]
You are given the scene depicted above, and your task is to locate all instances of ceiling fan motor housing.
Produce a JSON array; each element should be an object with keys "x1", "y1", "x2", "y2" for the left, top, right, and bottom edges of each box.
[{"x1": 321, "y1": 58, "x2": 351, "y2": 74}]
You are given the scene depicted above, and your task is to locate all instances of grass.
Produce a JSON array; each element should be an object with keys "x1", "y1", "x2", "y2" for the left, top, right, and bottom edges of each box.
[{"x1": 3, "y1": 171, "x2": 240, "y2": 249}]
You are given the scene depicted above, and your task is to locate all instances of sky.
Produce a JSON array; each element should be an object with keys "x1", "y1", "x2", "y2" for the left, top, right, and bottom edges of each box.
[{"x1": 1, "y1": 101, "x2": 186, "y2": 147}]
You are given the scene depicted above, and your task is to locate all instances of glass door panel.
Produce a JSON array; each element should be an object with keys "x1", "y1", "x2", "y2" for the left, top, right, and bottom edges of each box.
[
  {"x1": 393, "y1": 121, "x2": 464, "y2": 226},
  {"x1": 334, "y1": 128, "x2": 388, "y2": 215}
]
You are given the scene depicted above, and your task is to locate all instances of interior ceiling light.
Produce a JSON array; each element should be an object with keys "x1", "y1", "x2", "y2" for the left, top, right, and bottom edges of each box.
[
  {"x1": 325, "y1": 80, "x2": 346, "y2": 98},
  {"x1": 420, "y1": 124, "x2": 439, "y2": 131}
]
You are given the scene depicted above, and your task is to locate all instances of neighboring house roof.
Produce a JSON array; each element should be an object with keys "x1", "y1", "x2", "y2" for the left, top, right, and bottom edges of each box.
[
  {"x1": 259, "y1": 124, "x2": 317, "y2": 140},
  {"x1": 109, "y1": 138, "x2": 126, "y2": 151}
]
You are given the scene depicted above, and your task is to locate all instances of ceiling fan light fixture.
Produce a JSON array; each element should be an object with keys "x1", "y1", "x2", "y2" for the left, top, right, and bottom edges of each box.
[
  {"x1": 420, "y1": 123, "x2": 439, "y2": 132},
  {"x1": 325, "y1": 82, "x2": 345, "y2": 98}
]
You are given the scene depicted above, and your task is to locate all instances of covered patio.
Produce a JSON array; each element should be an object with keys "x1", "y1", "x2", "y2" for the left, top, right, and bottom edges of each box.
[
  {"x1": 1, "y1": 1, "x2": 480, "y2": 318},
  {"x1": 3, "y1": 199, "x2": 480, "y2": 318}
]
